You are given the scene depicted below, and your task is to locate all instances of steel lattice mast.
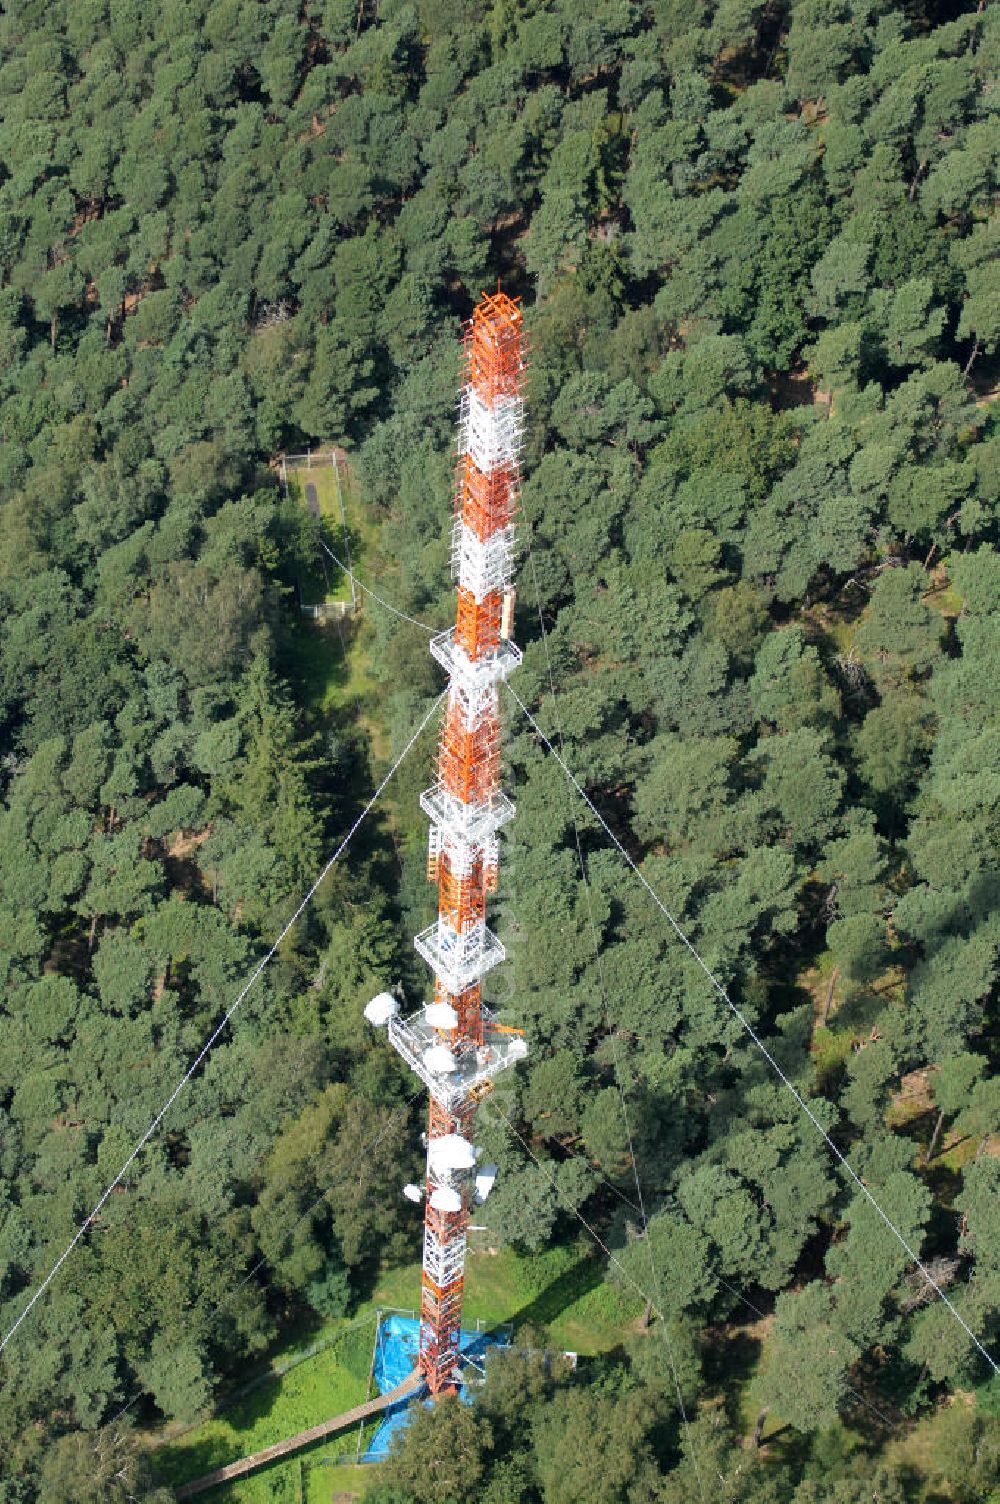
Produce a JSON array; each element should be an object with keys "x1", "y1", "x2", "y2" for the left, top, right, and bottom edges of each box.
[{"x1": 365, "y1": 289, "x2": 528, "y2": 1396}]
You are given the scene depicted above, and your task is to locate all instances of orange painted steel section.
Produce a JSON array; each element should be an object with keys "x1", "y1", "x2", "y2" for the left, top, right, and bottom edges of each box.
[
  {"x1": 428, "y1": 1093, "x2": 475, "y2": 1142},
  {"x1": 455, "y1": 587, "x2": 502, "y2": 659},
  {"x1": 439, "y1": 702, "x2": 501, "y2": 805},
  {"x1": 423, "y1": 1203, "x2": 467, "y2": 1243},
  {"x1": 419, "y1": 1281, "x2": 464, "y2": 1386},
  {"x1": 419, "y1": 1199, "x2": 468, "y2": 1385},
  {"x1": 462, "y1": 291, "x2": 525, "y2": 403},
  {"x1": 452, "y1": 985, "x2": 484, "y2": 1043},
  {"x1": 438, "y1": 853, "x2": 487, "y2": 932},
  {"x1": 420, "y1": 1282, "x2": 464, "y2": 1332},
  {"x1": 456, "y1": 455, "x2": 517, "y2": 540},
  {"x1": 430, "y1": 978, "x2": 484, "y2": 1048}
]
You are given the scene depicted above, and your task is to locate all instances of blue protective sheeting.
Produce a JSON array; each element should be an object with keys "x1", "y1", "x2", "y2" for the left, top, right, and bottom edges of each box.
[{"x1": 362, "y1": 1314, "x2": 511, "y2": 1461}]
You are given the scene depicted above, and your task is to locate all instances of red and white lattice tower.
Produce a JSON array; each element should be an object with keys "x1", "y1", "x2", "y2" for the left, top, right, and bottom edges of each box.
[{"x1": 365, "y1": 289, "x2": 528, "y2": 1395}]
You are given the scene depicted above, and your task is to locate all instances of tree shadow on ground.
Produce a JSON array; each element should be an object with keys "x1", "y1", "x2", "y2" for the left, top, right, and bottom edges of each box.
[
  {"x1": 703, "y1": 1324, "x2": 763, "y2": 1430},
  {"x1": 498, "y1": 1253, "x2": 604, "y2": 1334},
  {"x1": 151, "y1": 1370, "x2": 287, "y2": 1487}
]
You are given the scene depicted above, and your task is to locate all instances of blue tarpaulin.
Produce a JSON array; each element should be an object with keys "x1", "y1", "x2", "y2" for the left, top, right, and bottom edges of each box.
[{"x1": 362, "y1": 1314, "x2": 511, "y2": 1461}]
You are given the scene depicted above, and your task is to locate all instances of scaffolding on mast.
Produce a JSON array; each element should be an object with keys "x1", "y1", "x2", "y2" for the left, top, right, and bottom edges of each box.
[{"x1": 365, "y1": 289, "x2": 528, "y2": 1396}]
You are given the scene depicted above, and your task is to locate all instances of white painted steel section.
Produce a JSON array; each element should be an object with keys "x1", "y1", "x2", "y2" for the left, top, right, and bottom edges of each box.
[
  {"x1": 420, "y1": 783, "x2": 515, "y2": 847},
  {"x1": 423, "y1": 1223, "x2": 466, "y2": 1286},
  {"x1": 438, "y1": 829, "x2": 502, "y2": 880},
  {"x1": 430, "y1": 629, "x2": 521, "y2": 695},
  {"x1": 439, "y1": 678, "x2": 499, "y2": 737},
  {"x1": 452, "y1": 520, "x2": 515, "y2": 600},
  {"x1": 414, "y1": 918, "x2": 505, "y2": 995},
  {"x1": 387, "y1": 1006, "x2": 529, "y2": 1113},
  {"x1": 435, "y1": 832, "x2": 478, "y2": 878},
  {"x1": 460, "y1": 389, "x2": 524, "y2": 472},
  {"x1": 422, "y1": 784, "x2": 512, "y2": 883}
]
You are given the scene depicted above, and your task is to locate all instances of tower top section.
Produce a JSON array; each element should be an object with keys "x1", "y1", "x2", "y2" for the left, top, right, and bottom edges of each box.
[{"x1": 463, "y1": 291, "x2": 526, "y2": 403}]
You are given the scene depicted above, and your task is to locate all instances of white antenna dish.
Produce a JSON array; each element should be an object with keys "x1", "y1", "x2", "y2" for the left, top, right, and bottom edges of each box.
[
  {"x1": 364, "y1": 992, "x2": 399, "y2": 1027},
  {"x1": 429, "y1": 1186, "x2": 463, "y2": 1213},
  {"x1": 425, "y1": 1001, "x2": 459, "y2": 1030},
  {"x1": 428, "y1": 1134, "x2": 476, "y2": 1172},
  {"x1": 475, "y1": 1166, "x2": 498, "y2": 1202},
  {"x1": 507, "y1": 1037, "x2": 528, "y2": 1061},
  {"x1": 424, "y1": 1044, "x2": 458, "y2": 1074},
  {"x1": 402, "y1": 1183, "x2": 423, "y2": 1203}
]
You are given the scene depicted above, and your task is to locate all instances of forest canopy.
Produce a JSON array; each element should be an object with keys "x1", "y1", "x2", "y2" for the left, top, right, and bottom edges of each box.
[{"x1": 0, "y1": 0, "x2": 999, "y2": 1500}]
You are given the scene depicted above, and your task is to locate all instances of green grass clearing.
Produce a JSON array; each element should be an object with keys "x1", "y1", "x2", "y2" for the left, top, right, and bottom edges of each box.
[
  {"x1": 304, "y1": 1458, "x2": 374, "y2": 1503},
  {"x1": 812, "y1": 1024, "x2": 856, "y2": 1088},
  {"x1": 285, "y1": 451, "x2": 387, "y2": 608},
  {"x1": 149, "y1": 1242, "x2": 639, "y2": 1502},
  {"x1": 281, "y1": 452, "x2": 399, "y2": 749},
  {"x1": 152, "y1": 1316, "x2": 379, "y2": 1501},
  {"x1": 286, "y1": 615, "x2": 379, "y2": 721},
  {"x1": 285, "y1": 457, "x2": 354, "y2": 609},
  {"x1": 464, "y1": 1240, "x2": 643, "y2": 1351}
]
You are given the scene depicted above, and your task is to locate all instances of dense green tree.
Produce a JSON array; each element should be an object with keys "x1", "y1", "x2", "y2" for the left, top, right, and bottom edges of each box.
[
  {"x1": 758, "y1": 1284, "x2": 861, "y2": 1434},
  {"x1": 532, "y1": 1382, "x2": 663, "y2": 1504},
  {"x1": 659, "y1": 1408, "x2": 792, "y2": 1502},
  {"x1": 384, "y1": 1395, "x2": 493, "y2": 1504},
  {"x1": 37, "y1": 1425, "x2": 172, "y2": 1504},
  {"x1": 792, "y1": 1470, "x2": 906, "y2": 1504},
  {"x1": 855, "y1": 565, "x2": 942, "y2": 684},
  {"x1": 613, "y1": 1212, "x2": 718, "y2": 1318}
]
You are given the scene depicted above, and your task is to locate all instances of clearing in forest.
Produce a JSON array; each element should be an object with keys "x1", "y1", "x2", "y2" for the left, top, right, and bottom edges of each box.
[
  {"x1": 281, "y1": 449, "x2": 358, "y2": 615},
  {"x1": 149, "y1": 1245, "x2": 641, "y2": 1502},
  {"x1": 279, "y1": 448, "x2": 383, "y2": 722}
]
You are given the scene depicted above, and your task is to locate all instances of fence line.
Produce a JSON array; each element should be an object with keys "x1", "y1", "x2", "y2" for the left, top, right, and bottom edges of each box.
[
  {"x1": 331, "y1": 454, "x2": 357, "y2": 610},
  {"x1": 279, "y1": 449, "x2": 339, "y2": 484},
  {"x1": 300, "y1": 601, "x2": 352, "y2": 622},
  {"x1": 356, "y1": 1308, "x2": 381, "y2": 1462}
]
